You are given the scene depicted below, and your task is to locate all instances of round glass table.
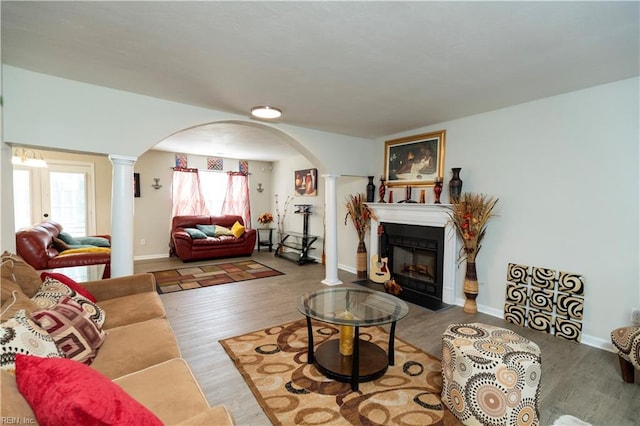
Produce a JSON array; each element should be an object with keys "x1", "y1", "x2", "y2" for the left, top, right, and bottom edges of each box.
[{"x1": 297, "y1": 286, "x2": 409, "y2": 391}]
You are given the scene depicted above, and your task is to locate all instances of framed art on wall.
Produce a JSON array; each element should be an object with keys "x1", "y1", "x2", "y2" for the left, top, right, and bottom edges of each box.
[
  {"x1": 294, "y1": 168, "x2": 317, "y2": 196},
  {"x1": 134, "y1": 173, "x2": 141, "y2": 198},
  {"x1": 384, "y1": 130, "x2": 446, "y2": 186}
]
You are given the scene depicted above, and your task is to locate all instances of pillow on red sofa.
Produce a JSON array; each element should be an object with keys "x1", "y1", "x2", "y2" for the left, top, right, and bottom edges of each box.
[
  {"x1": 31, "y1": 296, "x2": 105, "y2": 364},
  {"x1": 15, "y1": 354, "x2": 163, "y2": 426},
  {"x1": 40, "y1": 272, "x2": 97, "y2": 303},
  {"x1": 195, "y1": 224, "x2": 216, "y2": 237}
]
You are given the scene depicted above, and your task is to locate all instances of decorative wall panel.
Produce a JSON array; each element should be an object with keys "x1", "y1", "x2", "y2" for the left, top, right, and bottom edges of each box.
[
  {"x1": 504, "y1": 263, "x2": 584, "y2": 343},
  {"x1": 207, "y1": 157, "x2": 223, "y2": 170}
]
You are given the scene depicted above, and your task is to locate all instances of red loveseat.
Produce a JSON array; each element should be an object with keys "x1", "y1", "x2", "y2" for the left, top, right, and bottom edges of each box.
[
  {"x1": 15, "y1": 220, "x2": 111, "y2": 278},
  {"x1": 171, "y1": 215, "x2": 256, "y2": 262}
]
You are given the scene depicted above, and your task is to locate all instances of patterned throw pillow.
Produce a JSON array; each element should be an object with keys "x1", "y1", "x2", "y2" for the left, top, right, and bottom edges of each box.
[
  {"x1": 0, "y1": 310, "x2": 63, "y2": 373},
  {"x1": 32, "y1": 296, "x2": 106, "y2": 364},
  {"x1": 31, "y1": 278, "x2": 105, "y2": 328},
  {"x1": 40, "y1": 272, "x2": 97, "y2": 303}
]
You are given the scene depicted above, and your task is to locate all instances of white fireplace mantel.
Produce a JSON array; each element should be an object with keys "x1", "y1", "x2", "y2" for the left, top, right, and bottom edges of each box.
[{"x1": 366, "y1": 203, "x2": 459, "y2": 305}]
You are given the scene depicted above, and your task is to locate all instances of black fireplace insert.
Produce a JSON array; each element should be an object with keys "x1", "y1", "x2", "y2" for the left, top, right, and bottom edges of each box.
[{"x1": 381, "y1": 222, "x2": 447, "y2": 311}]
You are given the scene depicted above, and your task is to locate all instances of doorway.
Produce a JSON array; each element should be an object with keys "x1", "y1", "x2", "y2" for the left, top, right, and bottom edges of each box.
[{"x1": 13, "y1": 160, "x2": 96, "y2": 235}]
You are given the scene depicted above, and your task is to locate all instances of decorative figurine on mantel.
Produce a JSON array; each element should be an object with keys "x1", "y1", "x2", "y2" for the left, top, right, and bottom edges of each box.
[
  {"x1": 434, "y1": 178, "x2": 443, "y2": 204},
  {"x1": 378, "y1": 177, "x2": 386, "y2": 203}
]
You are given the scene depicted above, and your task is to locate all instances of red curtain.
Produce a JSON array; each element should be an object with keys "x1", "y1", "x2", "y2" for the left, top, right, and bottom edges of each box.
[{"x1": 221, "y1": 172, "x2": 251, "y2": 228}]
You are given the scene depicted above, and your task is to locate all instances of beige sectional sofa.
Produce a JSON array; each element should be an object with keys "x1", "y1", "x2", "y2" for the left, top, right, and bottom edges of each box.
[{"x1": 0, "y1": 253, "x2": 234, "y2": 425}]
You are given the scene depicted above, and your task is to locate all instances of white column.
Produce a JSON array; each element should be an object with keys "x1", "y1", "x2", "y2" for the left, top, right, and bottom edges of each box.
[
  {"x1": 321, "y1": 174, "x2": 342, "y2": 285},
  {"x1": 108, "y1": 155, "x2": 136, "y2": 277}
]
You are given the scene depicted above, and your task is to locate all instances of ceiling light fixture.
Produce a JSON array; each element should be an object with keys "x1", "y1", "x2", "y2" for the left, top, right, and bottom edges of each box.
[
  {"x1": 11, "y1": 148, "x2": 48, "y2": 168},
  {"x1": 250, "y1": 106, "x2": 282, "y2": 120}
]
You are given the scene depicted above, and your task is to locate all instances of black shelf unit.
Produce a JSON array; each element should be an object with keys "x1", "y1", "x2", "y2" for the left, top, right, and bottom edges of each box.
[{"x1": 275, "y1": 204, "x2": 317, "y2": 265}]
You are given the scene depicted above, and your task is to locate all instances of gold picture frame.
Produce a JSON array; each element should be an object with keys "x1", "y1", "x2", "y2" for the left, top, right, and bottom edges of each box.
[{"x1": 384, "y1": 130, "x2": 446, "y2": 187}]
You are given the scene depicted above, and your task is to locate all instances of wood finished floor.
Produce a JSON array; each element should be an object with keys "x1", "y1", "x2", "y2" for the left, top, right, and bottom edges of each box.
[{"x1": 135, "y1": 252, "x2": 639, "y2": 426}]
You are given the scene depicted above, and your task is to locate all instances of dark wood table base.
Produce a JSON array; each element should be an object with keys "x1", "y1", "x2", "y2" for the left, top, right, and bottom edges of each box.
[
  {"x1": 314, "y1": 339, "x2": 388, "y2": 386},
  {"x1": 305, "y1": 316, "x2": 398, "y2": 391}
]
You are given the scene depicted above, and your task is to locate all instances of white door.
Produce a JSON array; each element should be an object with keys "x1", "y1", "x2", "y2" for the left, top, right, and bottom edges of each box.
[{"x1": 13, "y1": 160, "x2": 96, "y2": 235}]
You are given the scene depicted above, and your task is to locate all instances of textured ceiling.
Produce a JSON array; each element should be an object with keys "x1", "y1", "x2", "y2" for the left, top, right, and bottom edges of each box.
[{"x1": 2, "y1": 1, "x2": 638, "y2": 161}]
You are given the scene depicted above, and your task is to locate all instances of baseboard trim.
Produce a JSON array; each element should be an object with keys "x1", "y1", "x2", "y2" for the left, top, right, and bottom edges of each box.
[{"x1": 134, "y1": 253, "x2": 170, "y2": 261}]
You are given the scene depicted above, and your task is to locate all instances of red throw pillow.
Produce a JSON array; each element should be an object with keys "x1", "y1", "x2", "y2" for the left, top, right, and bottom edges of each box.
[
  {"x1": 40, "y1": 272, "x2": 97, "y2": 303},
  {"x1": 15, "y1": 354, "x2": 163, "y2": 426}
]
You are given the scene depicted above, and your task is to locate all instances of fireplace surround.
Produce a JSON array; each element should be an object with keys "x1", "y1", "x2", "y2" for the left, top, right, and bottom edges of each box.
[{"x1": 366, "y1": 203, "x2": 458, "y2": 309}]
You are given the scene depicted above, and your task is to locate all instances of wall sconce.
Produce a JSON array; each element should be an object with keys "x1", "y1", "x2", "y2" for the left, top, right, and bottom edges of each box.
[
  {"x1": 152, "y1": 178, "x2": 162, "y2": 189},
  {"x1": 11, "y1": 148, "x2": 48, "y2": 168},
  {"x1": 257, "y1": 183, "x2": 264, "y2": 193}
]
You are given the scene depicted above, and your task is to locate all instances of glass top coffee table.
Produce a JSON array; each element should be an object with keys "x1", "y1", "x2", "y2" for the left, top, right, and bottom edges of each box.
[{"x1": 297, "y1": 286, "x2": 409, "y2": 391}]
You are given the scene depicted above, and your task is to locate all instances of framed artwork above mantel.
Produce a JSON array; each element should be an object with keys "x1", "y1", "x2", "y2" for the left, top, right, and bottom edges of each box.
[{"x1": 384, "y1": 130, "x2": 446, "y2": 187}]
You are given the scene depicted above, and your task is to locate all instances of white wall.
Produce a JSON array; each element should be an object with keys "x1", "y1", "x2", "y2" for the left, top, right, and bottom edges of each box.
[
  {"x1": 2, "y1": 66, "x2": 376, "y2": 174},
  {"x1": 271, "y1": 154, "x2": 324, "y2": 253},
  {"x1": 380, "y1": 77, "x2": 639, "y2": 347}
]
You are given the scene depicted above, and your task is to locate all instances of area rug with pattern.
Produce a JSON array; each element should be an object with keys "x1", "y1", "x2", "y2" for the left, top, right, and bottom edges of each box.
[
  {"x1": 220, "y1": 319, "x2": 460, "y2": 425},
  {"x1": 151, "y1": 260, "x2": 284, "y2": 294}
]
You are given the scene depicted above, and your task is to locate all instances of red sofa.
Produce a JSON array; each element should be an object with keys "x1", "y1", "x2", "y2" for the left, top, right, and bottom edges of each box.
[
  {"x1": 15, "y1": 220, "x2": 111, "y2": 278},
  {"x1": 171, "y1": 215, "x2": 256, "y2": 261}
]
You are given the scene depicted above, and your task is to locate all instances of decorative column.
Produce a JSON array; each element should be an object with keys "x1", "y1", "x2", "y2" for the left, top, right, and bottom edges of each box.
[
  {"x1": 321, "y1": 174, "x2": 342, "y2": 286},
  {"x1": 108, "y1": 155, "x2": 136, "y2": 277}
]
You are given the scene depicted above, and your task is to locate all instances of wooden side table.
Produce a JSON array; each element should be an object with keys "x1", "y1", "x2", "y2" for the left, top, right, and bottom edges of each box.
[{"x1": 257, "y1": 228, "x2": 275, "y2": 252}]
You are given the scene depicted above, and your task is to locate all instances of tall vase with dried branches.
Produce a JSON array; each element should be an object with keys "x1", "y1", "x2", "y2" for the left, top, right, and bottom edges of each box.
[
  {"x1": 345, "y1": 193, "x2": 378, "y2": 279},
  {"x1": 447, "y1": 192, "x2": 498, "y2": 313},
  {"x1": 275, "y1": 194, "x2": 293, "y2": 243}
]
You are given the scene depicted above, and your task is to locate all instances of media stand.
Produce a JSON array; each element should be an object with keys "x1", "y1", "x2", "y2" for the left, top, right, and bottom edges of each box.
[{"x1": 275, "y1": 204, "x2": 317, "y2": 265}]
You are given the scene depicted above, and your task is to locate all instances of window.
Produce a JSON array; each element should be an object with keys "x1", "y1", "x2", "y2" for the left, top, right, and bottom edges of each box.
[{"x1": 199, "y1": 171, "x2": 228, "y2": 216}]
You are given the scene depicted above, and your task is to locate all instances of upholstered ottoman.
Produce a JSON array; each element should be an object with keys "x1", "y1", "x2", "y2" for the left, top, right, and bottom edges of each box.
[
  {"x1": 610, "y1": 326, "x2": 640, "y2": 383},
  {"x1": 441, "y1": 323, "x2": 542, "y2": 426}
]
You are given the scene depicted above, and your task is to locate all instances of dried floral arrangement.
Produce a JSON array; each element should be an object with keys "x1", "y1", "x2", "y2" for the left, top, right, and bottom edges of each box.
[
  {"x1": 344, "y1": 193, "x2": 378, "y2": 243},
  {"x1": 275, "y1": 194, "x2": 293, "y2": 238},
  {"x1": 448, "y1": 192, "x2": 498, "y2": 263},
  {"x1": 257, "y1": 212, "x2": 273, "y2": 224}
]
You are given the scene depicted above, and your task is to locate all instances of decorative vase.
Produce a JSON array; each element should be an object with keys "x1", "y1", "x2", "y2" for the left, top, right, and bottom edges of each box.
[
  {"x1": 388, "y1": 190, "x2": 394, "y2": 204},
  {"x1": 356, "y1": 240, "x2": 368, "y2": 280},
  {"x1": 434, "y1": 179, "x2": 443, "y2": 204},
  {"x1": 463, "y1": 261, "x2": 479, "y2": 314},
  {"x1": 366, "y1": 176, "x2": 375, "y2": 202},
  {"x1": 449, "y1": 168, "x2": 463, "y2": 203},
  {"x1": 338, "y1": 311, "x2": 355, "y2": 356}
]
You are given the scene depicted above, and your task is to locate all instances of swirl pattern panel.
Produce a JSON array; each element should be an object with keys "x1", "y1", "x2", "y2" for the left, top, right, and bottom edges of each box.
[{"x1": 504, "y1": 263, "x2": 584, "y2": 343}]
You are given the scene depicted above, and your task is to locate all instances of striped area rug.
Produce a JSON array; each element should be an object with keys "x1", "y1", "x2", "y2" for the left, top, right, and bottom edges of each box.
[{"x1": 151, "y1": 260, "x2": 284, "y2": 294}]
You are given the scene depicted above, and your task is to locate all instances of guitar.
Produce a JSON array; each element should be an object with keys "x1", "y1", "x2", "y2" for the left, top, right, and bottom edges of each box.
[{"x1": 370, "y1": 225, "x2": 391, "y2": 283}]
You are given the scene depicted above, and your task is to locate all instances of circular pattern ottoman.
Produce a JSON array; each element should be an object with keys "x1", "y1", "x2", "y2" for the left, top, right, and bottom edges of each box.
[{"x1": 441, "y1": 323, "x2": 542, "y2": 426}]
